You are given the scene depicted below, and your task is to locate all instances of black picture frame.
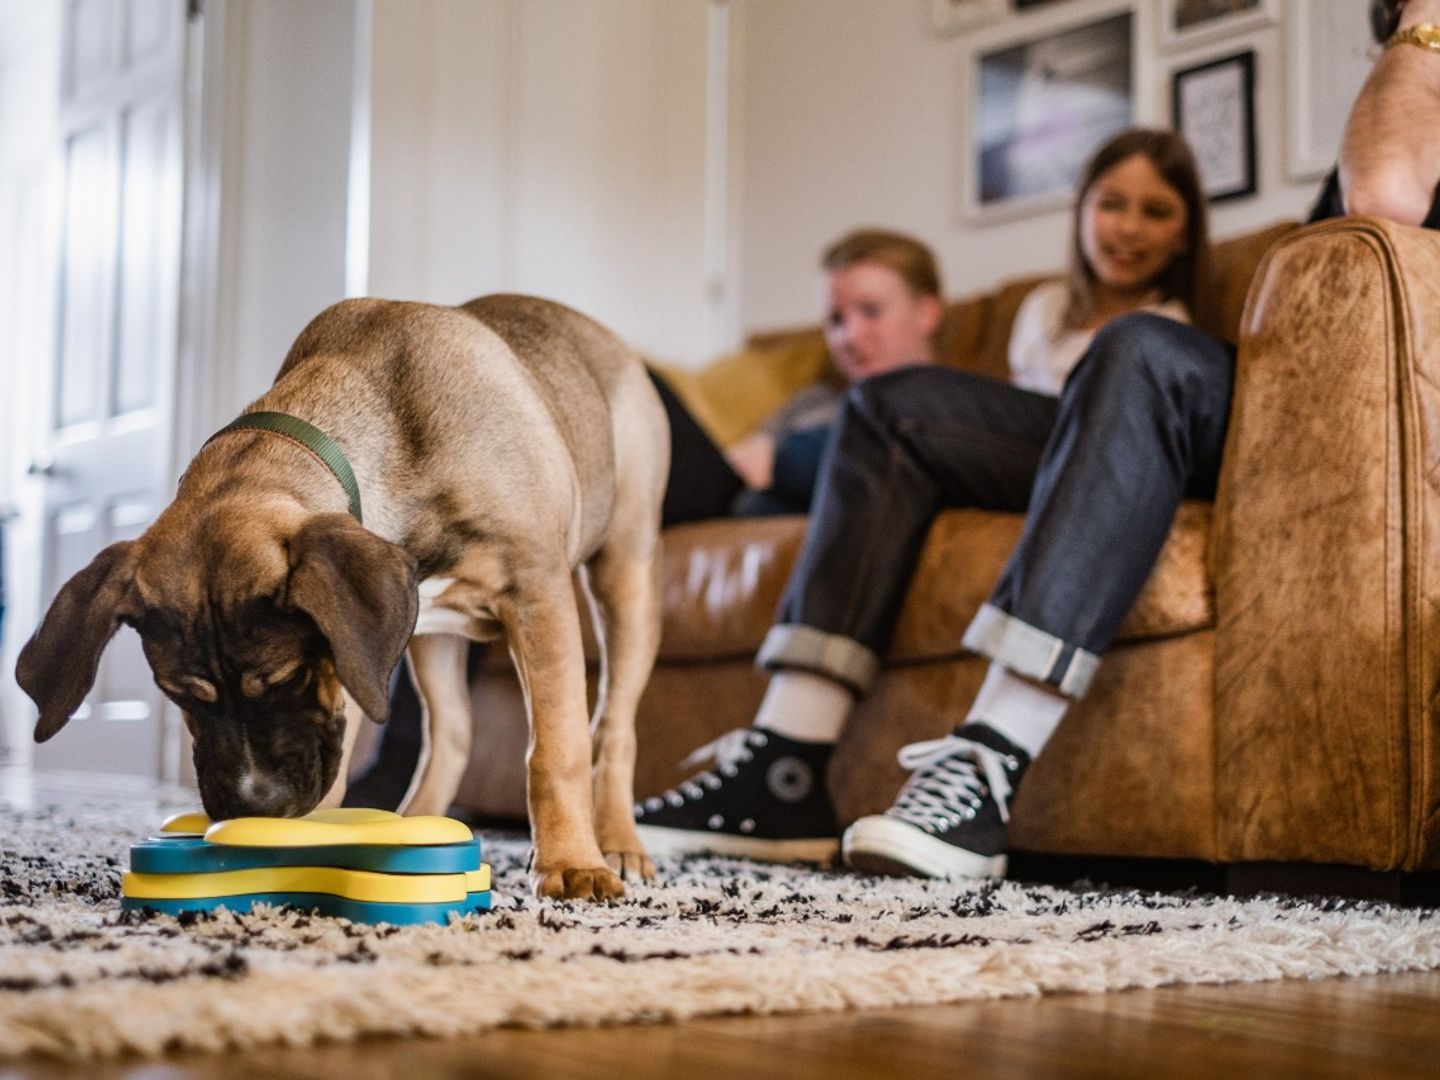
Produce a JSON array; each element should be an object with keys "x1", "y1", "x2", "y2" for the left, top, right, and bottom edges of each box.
[{"x1": 1171, "y1": 50, "x2": 1257, "y2": 203}]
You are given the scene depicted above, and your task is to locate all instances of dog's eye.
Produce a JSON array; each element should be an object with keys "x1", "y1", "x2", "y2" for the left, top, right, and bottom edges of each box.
[
  {"x1": 269, "y1": 659, "x2": 304, "y2": 685},
  {"x1": 162, "y1": 676, "x2": 217, "y2": 704},
  {"x1": 156, "y1": 676, "x2": 217, "y2": 712},
  {"x1": 240, "y1": 661, "x2": 308, "y2": 698}
]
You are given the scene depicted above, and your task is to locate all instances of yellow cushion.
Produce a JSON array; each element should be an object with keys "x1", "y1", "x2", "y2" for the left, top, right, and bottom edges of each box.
[{"x1": 654, "y1": 328, "x2": 834, "y2": 447}]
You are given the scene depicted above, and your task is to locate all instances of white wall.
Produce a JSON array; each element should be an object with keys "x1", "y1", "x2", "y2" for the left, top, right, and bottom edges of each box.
[
  {"x1": 365, "y1": 0, "x2": 1373, "y2": 359},
  {"x1": 203, "y1": 0, "x2": 364, "y2": 421},
  {"x1": 734, "y1": 0, "x2": 1372, "y2": 334},
  {"x1": 368, "y1": 0, "x2": 715, "y2": 367}
]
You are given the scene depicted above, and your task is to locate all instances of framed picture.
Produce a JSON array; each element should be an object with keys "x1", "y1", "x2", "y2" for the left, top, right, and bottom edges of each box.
[
  {"x1": 1159, "y1": 0, "x2": 1279, "y2": 52},
  {"x1": 1172, "y1": 51, "x2": 1257, "y2": 202},
  {"x1": 1285, "y1": 0, "x2": 1374, "y2": 181},
  {"x1": 966, "y1": 11, "x2": 1134, "y2": 220},
  {"x1": 932, "y1": 0, "x2": 1006, "y2": 35}
]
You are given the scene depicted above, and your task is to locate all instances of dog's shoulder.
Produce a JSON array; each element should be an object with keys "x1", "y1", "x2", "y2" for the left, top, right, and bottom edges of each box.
[
  {"x1": 277, "y1": 298, "x2": 471, "y2": 378},
  {"x1": 457, "y1": 295, "x2": 633, "y2": 379}
]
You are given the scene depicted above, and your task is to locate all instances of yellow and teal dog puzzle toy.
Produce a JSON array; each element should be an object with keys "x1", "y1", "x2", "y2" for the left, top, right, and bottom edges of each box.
[{"x1": 122, "y1": 808, "x2": 493, "y2": 925}]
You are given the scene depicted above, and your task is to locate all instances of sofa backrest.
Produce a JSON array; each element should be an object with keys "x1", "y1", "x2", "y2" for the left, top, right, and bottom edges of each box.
[
  {"x1": 667, "y1": 220, "x2": 1300, "y2": 446},
  {"x1": 935, "y1": 219, "x2": 1299, "y2": 380}
]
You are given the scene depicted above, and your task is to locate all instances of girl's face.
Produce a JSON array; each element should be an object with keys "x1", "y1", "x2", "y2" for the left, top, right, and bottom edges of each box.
[
  {"x1": 823, "y1": 261, "x2": 940, "y2": 382},
  {"x1": 1079, "y1": 153, "x2": 1190, "y2": 295}
]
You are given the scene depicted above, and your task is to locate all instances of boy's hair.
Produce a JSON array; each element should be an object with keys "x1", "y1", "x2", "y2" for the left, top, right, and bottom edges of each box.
[{"x1": 821, "y1": 229, "x2": 943, "y2": 299}]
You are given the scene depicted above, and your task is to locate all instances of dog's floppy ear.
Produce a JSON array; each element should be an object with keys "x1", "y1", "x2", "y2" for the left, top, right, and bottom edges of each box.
[
  {"x1": 17, "y1": 541, "x2": 139, "y2": 743},
  {"x1": 287, "y1": 513, "x2": 419, "y2": 723}
]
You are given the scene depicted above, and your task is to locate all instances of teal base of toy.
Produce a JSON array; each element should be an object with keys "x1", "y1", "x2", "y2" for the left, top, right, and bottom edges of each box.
[
  {"x1": 120, "y1": 889, "x2": 493, "y2": 926},
  {"x1": 129, "y1": 835, "x2": 482, "y2": 875}
]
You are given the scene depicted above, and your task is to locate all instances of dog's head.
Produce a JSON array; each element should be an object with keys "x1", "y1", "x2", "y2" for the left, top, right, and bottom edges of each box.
[{"x1": 16, "y1": 510, "x2": 418, "y2": 819}]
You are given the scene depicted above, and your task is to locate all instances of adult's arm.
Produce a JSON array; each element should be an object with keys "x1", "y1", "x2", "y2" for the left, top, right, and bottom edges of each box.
[{"x1": 1339, "y1": 0, "x2": 1440, "y2": 224}]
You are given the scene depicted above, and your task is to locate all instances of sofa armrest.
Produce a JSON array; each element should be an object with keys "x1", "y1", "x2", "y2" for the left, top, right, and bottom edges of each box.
[{"x1": 1212, "y1": 217, "x2": 1440, "y2": 870}]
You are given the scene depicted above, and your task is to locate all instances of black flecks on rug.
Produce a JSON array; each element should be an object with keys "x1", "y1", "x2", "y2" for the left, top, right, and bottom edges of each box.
[{"x1": 2, "y1": 800, "x2": 1438, "y2": 1058}]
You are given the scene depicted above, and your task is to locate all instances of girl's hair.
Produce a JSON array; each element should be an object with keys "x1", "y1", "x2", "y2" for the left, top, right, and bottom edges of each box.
[
  {"x1": 821, "y1": 229, "x2": 943, "y2": 300},
  {"x1": 1064, "y1": 128, "x2": 1209, "y2": 330}
]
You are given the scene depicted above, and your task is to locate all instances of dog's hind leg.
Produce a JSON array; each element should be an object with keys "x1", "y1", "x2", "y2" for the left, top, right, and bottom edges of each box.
[
  {"x1": 396, "y1": 633, "x2": 472, "y2": 817},
  {"x1": 581, "y1": 533, "x2": 662, "y2": 882}
]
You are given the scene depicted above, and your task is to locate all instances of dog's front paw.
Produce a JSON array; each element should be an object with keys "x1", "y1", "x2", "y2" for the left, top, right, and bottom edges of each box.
[
  {"x1": 604, "y1": 849, "x2": 656, "y2": 883},
  {"x1": 531, "y1": 864, "x2": 626, "y2": 902}
]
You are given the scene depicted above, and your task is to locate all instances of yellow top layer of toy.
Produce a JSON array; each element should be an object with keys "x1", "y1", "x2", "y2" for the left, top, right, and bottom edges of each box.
[{"x1": 158, "y1": 807, "x2": 474, "y2": 847}]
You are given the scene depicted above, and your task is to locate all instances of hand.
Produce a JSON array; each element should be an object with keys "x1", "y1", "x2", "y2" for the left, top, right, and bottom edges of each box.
[{"x1": 726, "y1": 433, "x2": 777, "y2": 490}]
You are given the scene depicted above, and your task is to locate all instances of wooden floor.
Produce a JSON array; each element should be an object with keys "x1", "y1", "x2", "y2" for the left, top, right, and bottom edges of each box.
[
  {"x1": 5, "y1": 769, "x2": 1440, "y2": 1078},
  {"x1": 8, "y1": 971, "x2": 1440, "y2": 1079}
]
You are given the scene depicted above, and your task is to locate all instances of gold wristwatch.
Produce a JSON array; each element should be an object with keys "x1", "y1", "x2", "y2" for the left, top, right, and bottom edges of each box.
[{"x1": 1387, "y1": 23, "x2": 1440, "y2": 52}]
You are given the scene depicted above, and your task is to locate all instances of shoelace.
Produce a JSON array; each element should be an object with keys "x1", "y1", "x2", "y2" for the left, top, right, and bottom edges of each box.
[
  {"x1": 641, "y1": 728, "x2": 768, "y2": 812},
  {"x1": 889, "y1": 734, "x2": 1019, "y2": 827}
]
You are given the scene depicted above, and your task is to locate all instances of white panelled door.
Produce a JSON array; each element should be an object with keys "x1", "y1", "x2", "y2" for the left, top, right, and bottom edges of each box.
[{"x1": 30, "y1": 0, "x2": 185, "y2": 777}]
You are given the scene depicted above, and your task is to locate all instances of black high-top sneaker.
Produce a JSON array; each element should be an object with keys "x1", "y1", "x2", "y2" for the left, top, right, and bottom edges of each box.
[
  {"x1": 841, "y1": 723, "x2": 1029, "y2": 880},
  {"x1": 634, "y1": 728, "x2": 840, "y2": 861}
]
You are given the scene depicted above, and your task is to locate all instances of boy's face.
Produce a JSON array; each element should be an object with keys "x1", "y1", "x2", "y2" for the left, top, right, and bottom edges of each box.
[{"x1": 822, "y1": 262, "x2": 940, "y2": 383}]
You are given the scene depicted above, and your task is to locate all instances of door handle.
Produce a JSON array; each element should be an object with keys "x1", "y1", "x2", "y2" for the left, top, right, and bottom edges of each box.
[{"x1": 26, "y1": 456, "x2": 57, "y2": 478}]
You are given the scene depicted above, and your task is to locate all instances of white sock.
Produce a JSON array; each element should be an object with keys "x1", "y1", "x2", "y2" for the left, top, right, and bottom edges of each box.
[
  {"x1": 963, "y1": 663, "x2": 1068, "y2": 759},
  {"x1": 753, "y1": 670, "x2": 853, "y2": 744}
]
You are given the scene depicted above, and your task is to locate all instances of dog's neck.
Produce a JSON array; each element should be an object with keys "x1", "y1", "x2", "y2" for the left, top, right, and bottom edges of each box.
[{"x1": 202, "y1": 412, "x2": 363, "y2": 524}]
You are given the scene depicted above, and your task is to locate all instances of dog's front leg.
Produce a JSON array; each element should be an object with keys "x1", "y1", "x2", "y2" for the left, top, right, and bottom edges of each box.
[
  {"x1": 400, "y1": 633, "x2": 473, "y2": 817},
  {"x1": 317, "y1": 691, "x2": 367, "y2": 809},
  {"x1": 505, "y1": 573, "x2": 624, "y2": 902}
]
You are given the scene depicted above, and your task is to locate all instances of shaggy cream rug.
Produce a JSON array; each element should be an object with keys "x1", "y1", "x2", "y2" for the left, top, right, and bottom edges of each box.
[{"x1": 2, "y1": 800, "x2": 1439, "y2": 1059}]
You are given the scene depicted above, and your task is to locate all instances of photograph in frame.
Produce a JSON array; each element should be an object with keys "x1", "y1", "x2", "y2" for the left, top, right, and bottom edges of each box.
[
  {"x1": 1172, "y1": 50, "x2": 1257, "y2": 202},
  {"x1": 973, "y1": 11, "x2": 1134, "y2": 214},
  {"x1": 1160, "y1": 0, "x2": 1279, "y2": 51}
]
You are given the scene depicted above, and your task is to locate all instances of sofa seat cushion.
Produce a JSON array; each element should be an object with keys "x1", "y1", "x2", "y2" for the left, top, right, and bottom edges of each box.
[{"x1": 653, "y1": 500, "x2": 1214, "y2": 663}]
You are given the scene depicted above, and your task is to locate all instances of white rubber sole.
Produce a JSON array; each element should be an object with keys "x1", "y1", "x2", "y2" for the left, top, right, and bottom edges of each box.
[
  {"x1": 636, "y1": 823, "x2": 839, "y2": 863},
  {"x1": 841, "y1": 814, "x2": 1006, "y2": 880}
]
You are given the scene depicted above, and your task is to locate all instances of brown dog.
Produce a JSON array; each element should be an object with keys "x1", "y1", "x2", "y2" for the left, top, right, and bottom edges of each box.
[{"x1": 16, "y1": 294, "x2": 668, "y2": 900}]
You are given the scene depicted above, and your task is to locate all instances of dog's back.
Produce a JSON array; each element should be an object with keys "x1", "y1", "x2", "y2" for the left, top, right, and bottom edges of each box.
[{"x1": 262, "y1": 294, "x2": 664, "y2": 570}]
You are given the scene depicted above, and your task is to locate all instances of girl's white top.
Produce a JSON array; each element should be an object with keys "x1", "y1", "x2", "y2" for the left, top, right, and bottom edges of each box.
[{"x1": 1007, "y1": 279, "x2": 1191, "y2": 396}]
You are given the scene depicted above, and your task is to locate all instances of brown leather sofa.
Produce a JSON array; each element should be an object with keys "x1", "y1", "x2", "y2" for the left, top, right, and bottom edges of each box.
[{"x1": 440, "y1": 217, "x2": 1440, "y2": 880}]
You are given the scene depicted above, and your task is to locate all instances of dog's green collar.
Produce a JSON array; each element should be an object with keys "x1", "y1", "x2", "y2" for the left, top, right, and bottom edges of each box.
[{"x1": 208, "y1": 411, "x2": 363, "y2": 524}]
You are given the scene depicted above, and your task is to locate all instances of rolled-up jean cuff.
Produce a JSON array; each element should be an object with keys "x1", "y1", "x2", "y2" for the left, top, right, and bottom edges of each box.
[
  {"x1": 757, "y1": 624, "x2": 880, "y2": 695},
  {"x1": 962, "y1": 603, "x2": 1100, "y2": 699}
]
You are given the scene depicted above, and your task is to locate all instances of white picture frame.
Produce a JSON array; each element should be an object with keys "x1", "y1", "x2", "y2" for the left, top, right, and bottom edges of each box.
[
  {"x1": 932, "y1": 0, "x2": 1007, "y2": 36},
  {"x1": 1284, "y1": 0, "x2": 1377, "y2": 182},
  {"x1": 1159, "y1": 0, "x2": 1279, "y2": 52},
  {"x1": 962, "y1": 7, "x2": 1136, "y2": 222}
]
